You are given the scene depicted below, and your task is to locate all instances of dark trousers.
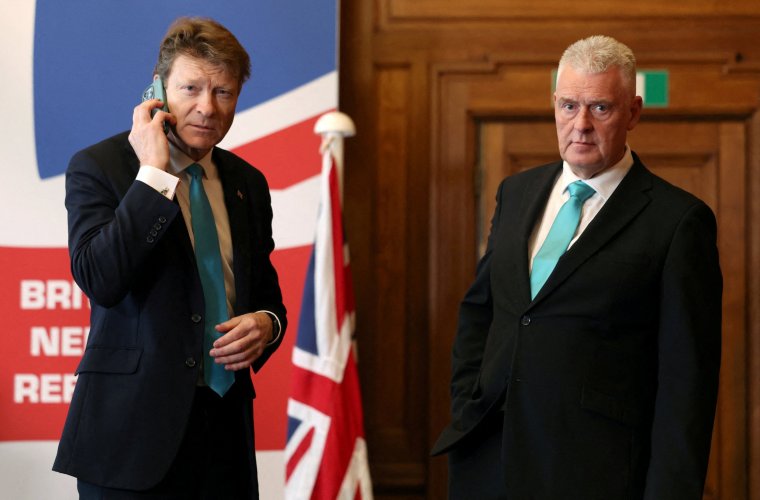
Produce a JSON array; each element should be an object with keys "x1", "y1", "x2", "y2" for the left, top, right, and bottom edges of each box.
[
  {"x1": 448, "y1": 410, "x2": 508, "y2": 500},
  {"x1": 78, "y1": 385, "x2": 258, "y2": 500}
]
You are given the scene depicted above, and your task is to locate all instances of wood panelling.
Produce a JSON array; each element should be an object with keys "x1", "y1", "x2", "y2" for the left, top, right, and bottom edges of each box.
[
  {"x1": 365, "y1": 66, "x2": 429, "y2": 488},
  {"x1": 372, "y1": 68, "x2": 410, "y2": 437},
  {"x1": 716, "y1": 121, "x2": 749, "y2": 498},
  {"x1": 749, "y1": 109, "x2": 760, "y2": 499},
  {"x1": 339, "y1": 0, "x2": 760, "y2": 497},
  {"x1": 385, "y1": 0, "x2": 760, "y2": 20}
]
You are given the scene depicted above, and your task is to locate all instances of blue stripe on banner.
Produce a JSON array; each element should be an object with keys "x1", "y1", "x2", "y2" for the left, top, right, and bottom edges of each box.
[
  {"x1": 33, "y1": 0, "x2": 336, "y2": 179},
  {"x1": 295, "y1": 248, "x2": 319, "y2": 355}
]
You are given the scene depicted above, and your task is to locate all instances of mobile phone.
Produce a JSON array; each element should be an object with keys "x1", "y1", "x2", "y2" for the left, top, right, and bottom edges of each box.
[{"x1": 141, "y1": 77, "x2": 169, "y2": 134}]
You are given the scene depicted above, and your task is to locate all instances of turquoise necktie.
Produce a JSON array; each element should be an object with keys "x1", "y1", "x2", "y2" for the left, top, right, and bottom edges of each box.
[
  {"x1": 530, "y1": 180, "x2": 596, "y2": 299},
  {"x1": 187, "y1": 164, "x2": 234, "y2": 396}
]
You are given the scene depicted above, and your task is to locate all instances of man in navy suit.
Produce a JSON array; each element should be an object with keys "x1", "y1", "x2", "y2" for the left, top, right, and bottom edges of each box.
[
  {"x1": 432, "y1": 36, "x2": 722, "y2": 499},
  {"x1": 53, "y1": 17, "x2": 286, "y2": 499}
]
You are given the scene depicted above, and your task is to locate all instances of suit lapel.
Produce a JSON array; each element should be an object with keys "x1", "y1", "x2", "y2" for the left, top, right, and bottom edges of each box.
[
  {"x1": 214, "y1": 149, "x2": 252, "y2": 314},
  {"x1": 530, "y1": 159, "x2": 653, "y2": 303},
  {"x1": 503, "y1": 163, "x2": 563, "y2": 308},
  {"x1": 170, "y1": 196, "x2": 196, "y2": 265}
]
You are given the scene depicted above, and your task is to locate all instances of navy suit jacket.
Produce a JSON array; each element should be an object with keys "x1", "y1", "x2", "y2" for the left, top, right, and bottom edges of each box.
[
  {"x1": 53, "y1": 131, "x2": 287, "y2": 490},
  {"x1": 432, "y1": 154, "x2": 722, "y2": 499}
]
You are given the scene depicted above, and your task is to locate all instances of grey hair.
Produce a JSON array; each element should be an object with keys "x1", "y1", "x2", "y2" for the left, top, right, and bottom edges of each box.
[{"x1": 558, "y1": 35, "x2": 637, "y2": 93}]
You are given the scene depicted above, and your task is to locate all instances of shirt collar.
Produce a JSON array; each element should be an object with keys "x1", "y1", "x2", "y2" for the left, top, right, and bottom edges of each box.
[
  {"x1": 559, "y1": 146, "x2": 633, "y2": 201},
  {"x1": 168, "y1": 142, "x2": 216, "y2": 180}
]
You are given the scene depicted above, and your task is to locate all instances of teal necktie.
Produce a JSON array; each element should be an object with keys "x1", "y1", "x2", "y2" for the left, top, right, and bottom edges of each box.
[
  {"x1": 187, "y1": 164, "x2": 234, "y2": 396},
  {"x1": 530, "y1": 180, "x2": 596, "y2": 299}
]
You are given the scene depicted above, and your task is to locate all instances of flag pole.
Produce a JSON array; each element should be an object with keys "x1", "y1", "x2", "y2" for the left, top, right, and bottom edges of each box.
[
  {"x1": 314, "y1": 111, "x2": 356, "y2": 203},
  {"x1": 314, "y1": 111, "x2": 359, "y2": 351}
]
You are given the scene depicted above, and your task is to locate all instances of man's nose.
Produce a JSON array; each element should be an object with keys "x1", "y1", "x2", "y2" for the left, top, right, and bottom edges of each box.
[
  {"x1": 574, "y1": 107, "x2": 593, "y2": 131},
  {"x1": 195, "y1": 92, "x2": 216, "y2": 116}
]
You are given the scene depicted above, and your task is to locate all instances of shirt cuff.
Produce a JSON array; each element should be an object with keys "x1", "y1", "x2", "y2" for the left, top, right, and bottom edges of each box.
[
  {"x1": 136, "y1": 165, "x2": 179, "y2": 200},
  {"x1": 257, "y1": 310, "x2": 282, "y2": 346}
]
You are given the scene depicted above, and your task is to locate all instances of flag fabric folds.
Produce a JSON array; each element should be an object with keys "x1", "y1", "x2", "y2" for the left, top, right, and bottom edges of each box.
[{"x1": 285, "y1": 136, "x2": 373, "y2": 499}]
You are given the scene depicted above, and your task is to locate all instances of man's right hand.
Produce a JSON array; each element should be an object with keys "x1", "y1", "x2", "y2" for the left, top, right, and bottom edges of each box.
[{"x1": 128, "y1": 99, "x2": 175, "y2": 171}]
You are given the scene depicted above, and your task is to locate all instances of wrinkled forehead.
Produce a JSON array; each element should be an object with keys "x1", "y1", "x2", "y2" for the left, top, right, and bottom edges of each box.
[
  {"x1": 164, "y1": 53, "x2": 241, "y2": 89},
  {"x1": 555, "y1": 65, "x2": 634, "y2": 99},
  {"x1": 167, "y1": 55, "x2": 238, "y2": 85}
]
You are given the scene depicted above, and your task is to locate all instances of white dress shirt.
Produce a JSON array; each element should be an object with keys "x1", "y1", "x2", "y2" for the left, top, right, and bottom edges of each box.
[{"x1": 528, "y1": 147, "x2": 634, "y2": 272}]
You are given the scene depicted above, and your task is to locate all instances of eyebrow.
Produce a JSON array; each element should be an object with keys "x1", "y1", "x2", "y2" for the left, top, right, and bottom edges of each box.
[{"x1": 557, "y1": 97, "x2": 613, "y2": 106}]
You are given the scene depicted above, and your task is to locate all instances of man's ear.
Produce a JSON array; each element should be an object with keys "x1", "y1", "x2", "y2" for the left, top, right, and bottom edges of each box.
[{"x1": 627, "y1": 96, "x2": 644, "y2": 131}]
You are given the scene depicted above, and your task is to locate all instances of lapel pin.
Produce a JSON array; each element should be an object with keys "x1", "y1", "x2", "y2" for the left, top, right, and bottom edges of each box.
[{"x1": 237, "y1": 189, "x2": 244, "y2": 200}]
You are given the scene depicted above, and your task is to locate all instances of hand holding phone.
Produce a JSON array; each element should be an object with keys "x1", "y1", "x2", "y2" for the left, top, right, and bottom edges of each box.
[
  {"x1": 141, "y1": 77, "x2": 170, "y2": 134},
  {"x1": 129, "y1": 76, "x2": 171, "y2": 169}
]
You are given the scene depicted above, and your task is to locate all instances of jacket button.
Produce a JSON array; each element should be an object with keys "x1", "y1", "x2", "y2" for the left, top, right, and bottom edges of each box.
[
  {"x1": 153, "y1": 223, "x2": 162, "y2": 231},
  {"x1": 520, "y1": 315, "x2": 531, "y2": 326},
  {"x1": 185, "y1": 357, "x2": 196, "y2": 368},
  {"x1": 191, "y1": 314, "x2": 202, "y2": 323},
  {"x1": 146, "y1": 236, "x2": 155, "y2": 243},
  {"x1": 158, "y1": 216, "x2": 167, "y2": 223}
]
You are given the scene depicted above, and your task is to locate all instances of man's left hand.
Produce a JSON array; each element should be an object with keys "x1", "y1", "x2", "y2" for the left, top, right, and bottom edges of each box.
[{"x1": 209, "y1": 312, "x2": 273, "y2": 371}]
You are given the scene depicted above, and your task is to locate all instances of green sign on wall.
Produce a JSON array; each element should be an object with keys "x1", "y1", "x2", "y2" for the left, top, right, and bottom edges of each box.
[
  {"x1": 637, "y1": 70, "x2": 669, "y2": 107},
  {"x1": 551, "y1": 69, "x2": 670, "y2": 108}
]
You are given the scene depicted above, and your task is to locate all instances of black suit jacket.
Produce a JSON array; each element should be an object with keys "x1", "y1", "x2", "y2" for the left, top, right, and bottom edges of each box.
[
  {"x1": 432, "y1": 154, "x2": 722, "y2": 500},
  {"x1": 53, "y1": 131, "x2": 287, "y2": 490}
]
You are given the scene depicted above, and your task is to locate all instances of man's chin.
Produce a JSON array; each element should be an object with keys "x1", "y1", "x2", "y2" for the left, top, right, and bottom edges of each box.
[
  {"x1": 168, "y1": 133, "x2": 215, "y2": 160},
  {"x1": 562, "y1": 155, "x2": 608, "y2": 177},
  {"x1": 564, "y1": 153, "x2": 602, "y2": 169}
]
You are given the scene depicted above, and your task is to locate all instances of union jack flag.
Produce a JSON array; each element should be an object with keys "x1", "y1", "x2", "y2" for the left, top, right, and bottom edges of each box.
[{"x1": 285, "y1": 132, "x2": 373, "y2": 499}]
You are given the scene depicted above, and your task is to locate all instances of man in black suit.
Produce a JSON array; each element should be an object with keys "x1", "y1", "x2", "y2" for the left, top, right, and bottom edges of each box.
[
  {"x1": 432, "y1": 35, "x2": 722, "y2": 499},
  {"x1": 53, "y1": 17, "x2": 286, "y2": 499}
]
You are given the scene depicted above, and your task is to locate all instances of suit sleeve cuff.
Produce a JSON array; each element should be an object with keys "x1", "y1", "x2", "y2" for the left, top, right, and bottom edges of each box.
[
  {"x1": 136, "y1": 165, "x2": 179, "y2": 199},
  {"x1": 257, "y1": 310, "x2": 282, "y2": 346}
]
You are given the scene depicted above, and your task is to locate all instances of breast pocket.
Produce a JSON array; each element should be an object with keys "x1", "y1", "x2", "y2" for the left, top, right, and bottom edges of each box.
[
  {"x1": 582, "y1": 250, "x2": 658, "y2": 315},
  {"x1": 589, "y1": 251, "x2": 651, "y2": 283}
]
